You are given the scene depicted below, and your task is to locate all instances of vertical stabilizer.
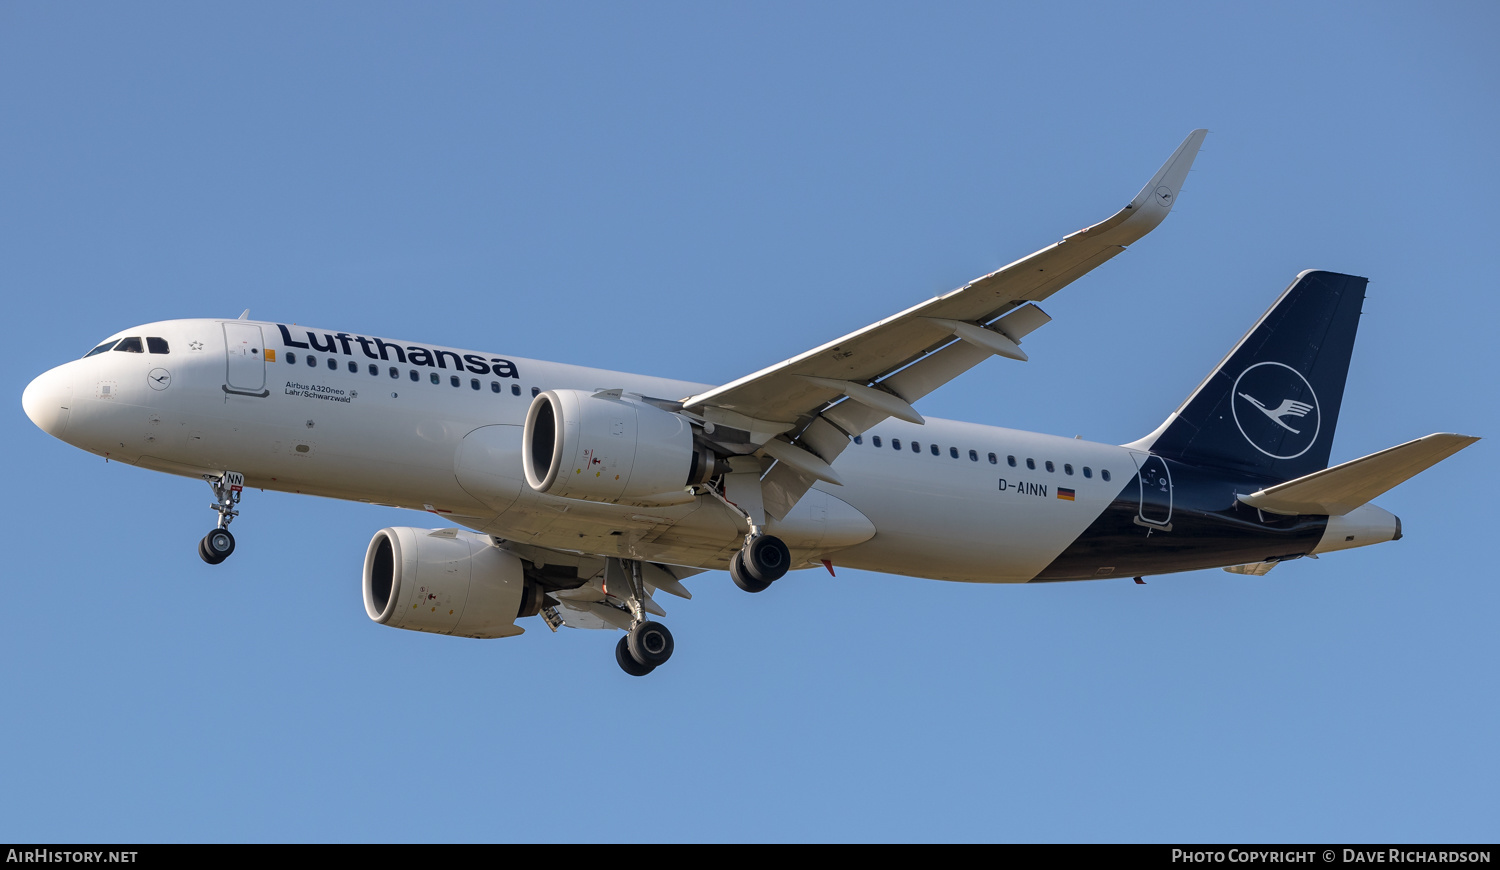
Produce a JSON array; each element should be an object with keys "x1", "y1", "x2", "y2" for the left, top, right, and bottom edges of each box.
[{"x1": 1133, "y1": 270, "x2": 1366, "y2": 482}]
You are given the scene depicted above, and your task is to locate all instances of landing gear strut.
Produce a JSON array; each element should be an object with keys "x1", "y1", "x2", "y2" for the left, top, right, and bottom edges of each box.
[
  {"x1": 199, "y1": 471, "x2": 244, "y2": 565},
  {"x1": 608, "y1": 557, "x2": 677, "y2": 677}
]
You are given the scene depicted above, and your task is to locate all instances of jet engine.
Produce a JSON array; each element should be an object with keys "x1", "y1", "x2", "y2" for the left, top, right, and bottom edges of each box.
[
  {"x1": 362, "y1": 527, "x2": 542, "y2": 639},
  {"x1": 523, "y1": 389, "x2": 720, "y2": 503}
]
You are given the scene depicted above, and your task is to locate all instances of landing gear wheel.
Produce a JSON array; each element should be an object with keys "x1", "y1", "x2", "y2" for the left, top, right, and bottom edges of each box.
[
  {"x1": 627, "y1": 621, "x2": 674, "y2": 668},
  {"x1": 616, "y1": 636, "x2": 655, "y2": 677},
  {"x1": 744, "y1": 534, "x2": 790, "y2": 584},
  {"x1": 730, "y1": 550, "x2": 772, "y2": 593},
  {"x1": 200, "y1": 528, "x2": 235, "y2": 565}
]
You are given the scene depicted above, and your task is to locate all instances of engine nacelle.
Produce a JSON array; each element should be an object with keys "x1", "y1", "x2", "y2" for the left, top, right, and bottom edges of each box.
[
  {"x1": 362, "y1": 527, "x2": 540, "y2": 639},
  {"x1": 523, "y1": 388, "x2": 716, "y2": 503}
]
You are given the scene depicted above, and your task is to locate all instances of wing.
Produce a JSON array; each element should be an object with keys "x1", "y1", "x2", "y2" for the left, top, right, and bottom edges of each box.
[{"x1": 682, "y1": 130, "x2": 1209, "y2": 518}]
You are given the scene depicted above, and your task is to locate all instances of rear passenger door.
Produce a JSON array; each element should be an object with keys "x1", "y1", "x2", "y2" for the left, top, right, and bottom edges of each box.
[{"x1": 1130, "y1": 451, "x2": 1173, "y2": 530}]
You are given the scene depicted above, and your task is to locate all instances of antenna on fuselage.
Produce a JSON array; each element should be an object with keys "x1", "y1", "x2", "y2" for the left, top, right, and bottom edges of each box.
[{"x1": 237, "y1": 309, "x2": 250, "y2": 320}]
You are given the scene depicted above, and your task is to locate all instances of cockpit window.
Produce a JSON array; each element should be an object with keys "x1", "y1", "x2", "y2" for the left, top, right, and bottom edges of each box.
[
  {"x1": 84, "y1": 340, "x2": 119, "y2": 358},
  {"x1": 146, "y1": 337, "x2": 169, "y2": 354},
  {"x1": 114, "y1": 337, "x2": 144, "y2": 353}
]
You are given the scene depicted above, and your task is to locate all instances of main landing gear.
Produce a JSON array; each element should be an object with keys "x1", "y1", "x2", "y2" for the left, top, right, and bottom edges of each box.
[
  {"x1": 706, "y1": 481, "x2": 791, "y2": 594},
  {"x1": 729, "y1": 534, "x2": 790, "y2": 593},
  {"x1": 616, "y1": 622, "x2": 674, "y2": 677},
  {"x1": 199, "y1": 471, "x2": 245, "y2": 565},
  {"x1": 608, "y1": 558, "x2": 677, "y2": 677}
]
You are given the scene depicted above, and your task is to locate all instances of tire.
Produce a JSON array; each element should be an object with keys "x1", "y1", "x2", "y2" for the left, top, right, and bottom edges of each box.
[
  {"x1": 198, "y1": 536, "x2": 221, "y2": 565},
  {"x1": 744, "y1": 535, "x2": 790, "y2": 584},
  {"x1": 616, "y1": 636, "x2": 655, "y2": 676},
  {"x1": 203, "y1": 528, "x2": 235, "y2": 563},
  {"x1": 627, "y1": 621, "x2": 674, "y2": 668},
  {"x1": 730, "y1": 550, "x2": 772, "y2": 593}
]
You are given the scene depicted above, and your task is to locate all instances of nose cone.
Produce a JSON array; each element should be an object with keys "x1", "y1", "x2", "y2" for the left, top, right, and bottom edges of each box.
[{"x1": 22, "y1": 365, "x2": 72, "y2": 439}]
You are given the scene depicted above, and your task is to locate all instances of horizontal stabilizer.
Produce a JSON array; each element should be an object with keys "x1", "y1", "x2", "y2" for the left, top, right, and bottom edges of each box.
[{"x1": 1239, "y1": 433, "x2": 1479, "y2": 516}]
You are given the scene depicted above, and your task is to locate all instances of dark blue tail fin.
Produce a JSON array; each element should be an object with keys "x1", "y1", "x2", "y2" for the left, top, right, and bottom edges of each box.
[{"x1": 1136, "y1": 270, "x2": 1367, "y2": 482}]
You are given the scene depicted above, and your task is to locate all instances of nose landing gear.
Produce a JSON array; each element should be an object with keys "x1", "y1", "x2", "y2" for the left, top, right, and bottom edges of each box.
[
  {"x1": 199, "y1": 471, "x2": 244, "y2": 565},
  {"x1": 199, "y1": 527, "x2": 235, "y2": 564}
]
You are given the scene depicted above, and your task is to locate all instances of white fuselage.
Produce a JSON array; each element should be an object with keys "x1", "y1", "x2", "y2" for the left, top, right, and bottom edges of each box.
[{"x1": 26, "y1": 318, "x2": 1143, "y2": 584}]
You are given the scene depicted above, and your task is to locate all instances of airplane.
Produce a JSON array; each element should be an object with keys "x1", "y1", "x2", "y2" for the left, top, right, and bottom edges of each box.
[{"x1": 21, "y1": 130, "x2": 1479, "y2": 676}]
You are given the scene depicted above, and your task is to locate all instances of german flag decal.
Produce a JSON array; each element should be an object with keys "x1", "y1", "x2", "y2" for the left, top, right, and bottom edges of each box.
[{"x1": 1057, "y1": 487, "x2": 1076, "y2": 501}]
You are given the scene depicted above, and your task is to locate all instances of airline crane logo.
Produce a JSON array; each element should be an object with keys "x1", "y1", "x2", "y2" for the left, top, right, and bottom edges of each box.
[
  {"x1": 1231, "y1": 361, "x2": 1321, "y2": 460},
  {"x1": 1238, "y1": 394, "x2": 1313, "y2": 434}
]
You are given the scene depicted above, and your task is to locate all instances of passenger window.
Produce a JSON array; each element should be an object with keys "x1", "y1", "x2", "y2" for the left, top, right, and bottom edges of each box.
[
  {"x1": 286, "y1": 352, "x2": 298, "y2": 365},
  {"x1": 949, "y1": 446, "x2": 958, "y2": 459},
  {"x1": 348, "y1": 361, "x2": 357, "y2": 373},
  {"x1": 114, "y1": 337, "x2": 144, "y2": 353},
  {"x1": 531, "y1": 387, "x2": 540, "y2": 397},
  {"x1": 146, "y1": 337, "x2": 169, "y2": 354},
  {"x1": 872, "y1": 436, "x2": 882, "y2": 448},
  {"x1": 469, "y1": 378, "x2": 479, "y2": 390},
  {"x1": 892, "y1": 439, "x2": 902, "y2": 450},
  {"x1": 389, "y1": 367, "x2": 399, "y2": 379},
  {"x1": 969, "y1": 449, "x2": 978, "y2": 461},
  {"x1": 1101, "y1": 469, "x2": 1112, "y2": 482},
  {"x1": 930, "y1": 443, "x2": 939, "y2": 456},
  {"x1": 1083, "y1": 467, "x2": 1093, "y2": 479},
  {"x1": 328, "y1": 358, "x2": 337, "y2": 371},
  {"x1": 1045, "y1": 460, "x2": 1054, "y2": 473},
  {"x1": 409, "y1": 370, "x2": 419, "y2": 382},
  {"x1": 307, "y1": 355, "x2": 317, "y2": 367},
  {"x1": 84, "y1": 340, "x2": 119, "y2": 358},
  {"x1": 511, "y1": 384, "x2": 521, "y2": 396},
  {"x1": 490, "y1": 381, "x2": 500, "y2": 393},
  {"x1": 429, "y1": 372, "x2": 440, "y2": 384},
  {"x1": 1026, "y1": 458, "x2": 1035, "y2": 470},
  {"x1": 853, "y1": 435, "x2": 863, "y2": 445},
  {"x1": 1064, "y1": 464, "x2": 1074, "y2": 475},
  {"x1": 1007, "y1": 455, "x2": 1017, "y2": 467},
  {"x1": 911, "y1": 441, "x2": 921, "y2": 453},
  {"x1": 450, "y1": 375, "x2": 460, "y2": 388},
  {"x1": 369, "y1": 364, "x2": 379, "y2": 376},
  {"x1": 987, "y1": 453, "x2": 997, "y2": 465}
]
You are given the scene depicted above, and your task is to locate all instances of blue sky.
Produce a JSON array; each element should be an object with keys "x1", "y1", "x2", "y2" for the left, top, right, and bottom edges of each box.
[{"x1": 3, "y1": 2, "x2": 1496, "y2": 842}]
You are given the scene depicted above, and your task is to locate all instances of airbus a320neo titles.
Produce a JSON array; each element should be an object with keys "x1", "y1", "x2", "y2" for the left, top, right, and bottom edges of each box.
[{"x1": 23, "y1": 131, "x2": 1479, "y2": 675}]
